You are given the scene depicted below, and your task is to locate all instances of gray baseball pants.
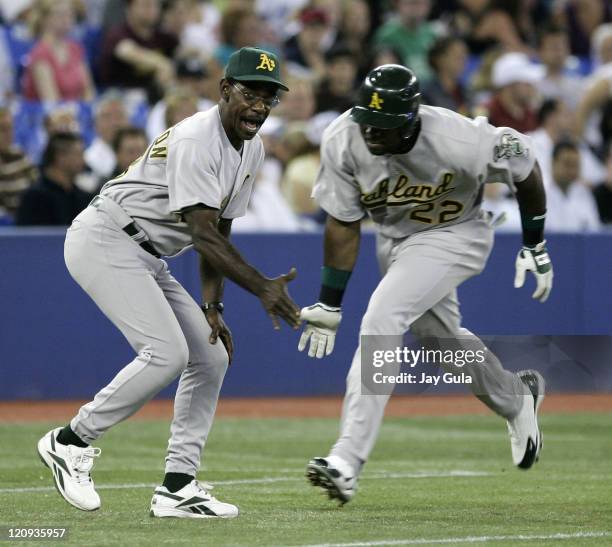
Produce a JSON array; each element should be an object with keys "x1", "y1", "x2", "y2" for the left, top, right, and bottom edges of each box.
[
  {"x1": 330, "y1": 213, "x2": 528, "y2": 472},
  {"x1": 64, "y1": 205, "x2": 228, "y2": 476}
]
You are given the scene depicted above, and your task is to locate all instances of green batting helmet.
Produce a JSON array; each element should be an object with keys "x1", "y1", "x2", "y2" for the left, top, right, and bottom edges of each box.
[{"x1": 351, "y1": 64, "x2": 421, "y2": 129}]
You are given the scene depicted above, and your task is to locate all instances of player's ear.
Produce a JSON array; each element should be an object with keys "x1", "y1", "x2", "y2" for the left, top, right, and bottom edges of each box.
[{"x1": 220, "y1": 79, "x2": 231, "y2": 102}]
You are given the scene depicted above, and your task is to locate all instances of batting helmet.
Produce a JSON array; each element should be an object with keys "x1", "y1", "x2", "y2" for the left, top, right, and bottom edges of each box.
[{"x1": 351, "y1": 64, "x2": 421, "y2": 130}]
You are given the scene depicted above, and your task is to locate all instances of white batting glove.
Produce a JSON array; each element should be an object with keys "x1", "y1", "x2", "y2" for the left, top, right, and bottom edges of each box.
[
  {"x1": 514, "y1": 240, "x2": 553, "y2": 303},
  {"x1": 298, "y1": 303, "x2": 342, "y2": 359}
]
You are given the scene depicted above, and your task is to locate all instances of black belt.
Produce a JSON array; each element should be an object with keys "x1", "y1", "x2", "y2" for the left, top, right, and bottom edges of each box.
[
  {"x1": 90, "y1": 196, "x2": 160, "y2": 258},
  {"x1": 122, "y1": 222, "x2": 161, "y2": 258}
]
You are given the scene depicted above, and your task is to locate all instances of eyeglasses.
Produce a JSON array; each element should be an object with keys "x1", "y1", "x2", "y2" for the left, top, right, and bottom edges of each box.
[{"x1": 231, "y1": 82, "x2": 280, "y2": 109}]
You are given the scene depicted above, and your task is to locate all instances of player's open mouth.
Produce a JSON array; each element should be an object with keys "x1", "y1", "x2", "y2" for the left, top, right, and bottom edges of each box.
[{"x1": 241, "y1": 117, "x2": 263, "y2": 134}]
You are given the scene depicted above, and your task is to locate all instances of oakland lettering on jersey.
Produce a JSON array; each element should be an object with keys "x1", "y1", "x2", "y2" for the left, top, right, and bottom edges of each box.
[
  {"x1": 360, "y1": 172, "x2": 455, "y2": 208},
  {"x1": 114, "y1": 129, "x2": 172, "y2": 178},
  {"x1": 150, "y1": 129, "x2": 171, "y2": 159}
]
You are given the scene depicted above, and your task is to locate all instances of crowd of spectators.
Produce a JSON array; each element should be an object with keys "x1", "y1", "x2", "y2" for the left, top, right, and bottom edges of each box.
[{"x1": 0, "y1": 0, "x2": 611, "y2": 233}]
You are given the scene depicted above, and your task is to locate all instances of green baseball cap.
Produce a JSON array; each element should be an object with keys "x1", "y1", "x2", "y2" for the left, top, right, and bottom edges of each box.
[{"x1": 224, "y1": 47, "x2": 289, "y2": 91}]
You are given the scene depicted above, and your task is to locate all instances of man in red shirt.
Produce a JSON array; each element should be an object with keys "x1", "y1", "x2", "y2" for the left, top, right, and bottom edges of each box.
[
  {"x1": 100, "y1": 0, "x2": 178, "y2": 104},
  {"x1": 487, "y1": 52, "x2": 542, "y2": 133}
]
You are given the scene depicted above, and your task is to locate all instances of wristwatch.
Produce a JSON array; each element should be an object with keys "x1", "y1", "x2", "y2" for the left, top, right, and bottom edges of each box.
[{"x1": 201, "y1": 302, "x2": 224, "y2": 313}]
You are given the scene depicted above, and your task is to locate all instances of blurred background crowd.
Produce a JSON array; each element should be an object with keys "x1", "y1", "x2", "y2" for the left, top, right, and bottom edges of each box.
[{"x1": 0, "y1": 0, "x2": 611, "y2": 232}]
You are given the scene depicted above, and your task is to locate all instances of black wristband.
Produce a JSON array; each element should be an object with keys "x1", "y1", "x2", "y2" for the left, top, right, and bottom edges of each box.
[
  {"x1": 522, "y1": 229, "x2": 544, "y2": 247},
  {"x1": 319, "y1": 285, "x2": 345, "y2": 307},
  {"x1": 521, "y1": 213, "x2": 545, "y2": 247},
  {"x1": 201, "y1": 302, "x2": 224, "y2": 314},
  {"x1": 319, "y1": 266, "x2": 352, "y2": 307}
]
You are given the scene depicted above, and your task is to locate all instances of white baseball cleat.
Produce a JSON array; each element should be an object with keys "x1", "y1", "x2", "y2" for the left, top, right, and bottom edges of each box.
[
  {"x1": 306, "y1": 455, "x2": 357, "y2": 505},
  {"x1": 37, "y1": 428, "x2": 101, "y2": 511},
  {"x1": 507, "y1": 370, "x2": 545, "y2": 469},
  {"x1": 150, "y1": 480, "x2": 239, "y2": 518}
]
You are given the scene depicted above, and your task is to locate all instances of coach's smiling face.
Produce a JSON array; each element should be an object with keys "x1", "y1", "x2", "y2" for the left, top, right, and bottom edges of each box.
[{"x1": 219, "y1": 79, "x2": 280, "y2": 150}]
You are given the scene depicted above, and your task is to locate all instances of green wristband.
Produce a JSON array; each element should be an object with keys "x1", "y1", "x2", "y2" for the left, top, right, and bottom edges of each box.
[
  {"x1": 320, "y1": 267, "x2": 352, "y2": 307},
  {"x1": 321, "y1": 266, "x2": 352, "y2": 290}
]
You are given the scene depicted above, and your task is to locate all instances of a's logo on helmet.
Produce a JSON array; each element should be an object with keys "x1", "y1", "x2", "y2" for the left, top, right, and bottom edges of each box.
[
  {"x1": 368, "y1": 92, "x2": 384, "y2": 110},
  {"x1": 256, "y1": 53, "x2": 276, "y2": 71}
]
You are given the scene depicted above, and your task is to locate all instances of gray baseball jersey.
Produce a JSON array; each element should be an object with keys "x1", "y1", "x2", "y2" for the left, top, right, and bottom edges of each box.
[
  {"x1": 64, "y1": 104, "x2": 265, "y2": 477},
  {"x1": 101, "y1": 105, "x2": 264, "y2": 256},
  {"x1": 313, "y1": 105, "x2": 535, "y2": 237},
  {"x1": 316, "y1": 106, "x2": 537, "y2": 473}
]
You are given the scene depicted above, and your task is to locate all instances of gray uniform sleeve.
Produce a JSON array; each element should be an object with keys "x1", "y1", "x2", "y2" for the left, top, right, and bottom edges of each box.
[
  {"x1": 312, "y1": 134, "x2": 365, "y2": 222},
  {"x1": 480, "y1": 123, "x2": 536, "y2": 191},
  {"x1": 167, "y1": 137, "x2": 222, "y2": 214}
]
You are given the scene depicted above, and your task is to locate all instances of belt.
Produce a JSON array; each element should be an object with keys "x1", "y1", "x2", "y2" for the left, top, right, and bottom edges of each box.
[
  {"x1": 122, "y1": 222, "x2": 161, "y2": 258},
  {"x1": 90, "y1": 195, "x2": 161, "y2": 258}
]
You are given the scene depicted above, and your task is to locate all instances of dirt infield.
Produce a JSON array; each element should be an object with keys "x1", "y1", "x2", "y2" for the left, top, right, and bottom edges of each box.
[{"x1": 0, "y1": 394, "x2": 611, "y2": 422}]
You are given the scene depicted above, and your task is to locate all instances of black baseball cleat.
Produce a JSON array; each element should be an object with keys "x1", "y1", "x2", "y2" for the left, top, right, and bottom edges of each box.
[
  {"x1": 306, "y1": 456, "x2": 357, "y2": 505},
  {"x1": 507, "y1": 370, "x2": 545, "y2": 469}
]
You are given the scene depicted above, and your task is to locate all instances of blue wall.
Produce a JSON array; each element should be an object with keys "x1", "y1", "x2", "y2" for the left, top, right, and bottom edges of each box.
[{"x1": 0, "y1": 229, "x2": 610, "y2": 399}]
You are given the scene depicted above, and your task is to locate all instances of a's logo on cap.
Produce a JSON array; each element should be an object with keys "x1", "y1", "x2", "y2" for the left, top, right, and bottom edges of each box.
[
  {"x1": 368, "y1": 92, "x2": 384, "y2": 110},
  {"x1": 256, "y1": 53, "x2": 276, "y2": 71}
]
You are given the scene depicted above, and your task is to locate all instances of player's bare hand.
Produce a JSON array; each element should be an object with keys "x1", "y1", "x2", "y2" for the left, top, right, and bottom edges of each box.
[
  {"x1": 258, "y1": 267, "x2": 301, "y2": 330},
  {"x1": 514, "y1": 241, "x2": 553, "y2": 303},
  {"x1": 204, "y1": 309, "x2": 234, "y2": 364}
]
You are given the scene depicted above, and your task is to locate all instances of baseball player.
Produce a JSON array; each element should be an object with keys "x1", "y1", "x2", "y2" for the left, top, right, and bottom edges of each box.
[
  {"x1": 37, "y1": 47, "x2": 301, "y2": 518},
  {"x1": 298, "y1": 65, "x2": 552, "y2": 504}
]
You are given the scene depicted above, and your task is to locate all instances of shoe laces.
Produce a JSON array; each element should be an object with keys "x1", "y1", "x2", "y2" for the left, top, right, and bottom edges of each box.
[
  {"x1": 67, "y1": 446, "x2": 101, "y2": 485},
  {"x1": 193, "y1": 480, "x2": 217, "y2": 501}
]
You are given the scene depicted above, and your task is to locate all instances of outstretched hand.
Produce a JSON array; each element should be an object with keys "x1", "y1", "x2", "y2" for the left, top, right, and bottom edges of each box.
[{"x1": 258, "y1": 267, "x2": 301, "y2": 330}]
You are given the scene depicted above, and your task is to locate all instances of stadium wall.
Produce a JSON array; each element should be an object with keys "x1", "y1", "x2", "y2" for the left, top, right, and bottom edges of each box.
[{"x1": 1, "y1": 229, "x2": 610, "y2": 399}]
